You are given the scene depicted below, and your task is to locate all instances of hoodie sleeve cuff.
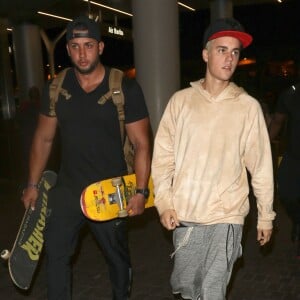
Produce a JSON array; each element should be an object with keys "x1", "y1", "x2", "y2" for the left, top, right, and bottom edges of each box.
[{"x1": 257, "y1": 220, "x2": 273, "y2": 230}]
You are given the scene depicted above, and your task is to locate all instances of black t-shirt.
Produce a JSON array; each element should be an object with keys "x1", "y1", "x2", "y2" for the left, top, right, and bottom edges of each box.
[
  {"x1": 276, "y1": 82, "x2": 300, "y2": 159},
  {"x1": 40, "y1": 67, "x2": 149, "y2": 194}
]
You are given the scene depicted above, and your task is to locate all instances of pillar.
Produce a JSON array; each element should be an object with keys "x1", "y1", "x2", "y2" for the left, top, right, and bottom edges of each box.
[
  {"x1": 12, "y1": 23, "x2": 44, "y2": 103},
  {"x1": 210, "y1": 0, "x2": 233, "y2": 21},
  {"x1": 0, "y1": 19, "x2": 15, "y2": 119},
  {"x1": 132, "y1": 0, "x2": 180, "y2": 133},
  {"x1": 40, "y1": 28, "x2": 66, "y2": 79}
]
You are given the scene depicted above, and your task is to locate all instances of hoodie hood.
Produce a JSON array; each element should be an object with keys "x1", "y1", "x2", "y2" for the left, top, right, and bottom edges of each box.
[{"x1": 190, "y1": 79, "x2": 246, "y2": 103}]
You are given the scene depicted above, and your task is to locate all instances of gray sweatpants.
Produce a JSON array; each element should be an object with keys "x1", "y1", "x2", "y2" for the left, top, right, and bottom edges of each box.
[{"x1": 171, "y1": 223, "x2": 243, "y2": 300}]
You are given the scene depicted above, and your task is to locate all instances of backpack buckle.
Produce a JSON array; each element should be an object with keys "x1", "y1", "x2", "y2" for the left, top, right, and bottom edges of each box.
[{"x1": 112, "y1": 88, "x2": 121, "y2": 95}]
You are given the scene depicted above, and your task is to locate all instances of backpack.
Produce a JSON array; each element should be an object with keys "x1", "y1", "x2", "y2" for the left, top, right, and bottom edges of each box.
[{"x1": 49, "y1": 67, "x2": 135, "y2": 174}]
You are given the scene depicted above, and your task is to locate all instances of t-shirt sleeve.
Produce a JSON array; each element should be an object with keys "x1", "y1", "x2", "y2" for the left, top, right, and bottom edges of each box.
[{"x1": 122, "y1": 77, "x2": 149, "y2": 123}]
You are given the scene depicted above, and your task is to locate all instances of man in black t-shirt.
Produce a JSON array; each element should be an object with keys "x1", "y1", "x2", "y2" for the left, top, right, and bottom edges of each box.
[
  {"x1": 269, "y1": 82, "x2": 300, "y2": 257},
  {"x1": 21, "y1": 16, "x2": 152, "y2": 299}
]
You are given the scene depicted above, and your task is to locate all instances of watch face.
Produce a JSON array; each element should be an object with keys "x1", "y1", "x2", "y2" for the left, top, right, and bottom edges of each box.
[
  {"x1": 136, "y1": 188, "x2": 150, "y2": 199},
  {"x1": 143, "y1": 189, "x2": 150, "y2": 198}
]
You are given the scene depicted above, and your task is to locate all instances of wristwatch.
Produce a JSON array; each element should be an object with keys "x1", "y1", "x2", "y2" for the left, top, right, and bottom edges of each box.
[{"x1": 135, "y1": 188, "x2": 150, "y2": 199}]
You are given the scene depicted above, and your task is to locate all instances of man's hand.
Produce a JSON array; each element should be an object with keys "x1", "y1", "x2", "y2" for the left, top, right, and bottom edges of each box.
[
  {"x1": 126, "y1": 193, "x2": 145, "y2": 217},
  {"x1": 257, "y1": 228, "x2": 273, "y2": 246},
  {"x1": 160, "y1": 209, "x2": 180, "y2": 230},
  {"x1": 21, "y1": 187, "x2": 39, "y2": 210}
]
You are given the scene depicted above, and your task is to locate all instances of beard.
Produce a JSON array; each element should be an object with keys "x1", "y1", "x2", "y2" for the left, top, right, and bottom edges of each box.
[{"x1": 72, "y1": 57, "x2": 100, "y2": 75}]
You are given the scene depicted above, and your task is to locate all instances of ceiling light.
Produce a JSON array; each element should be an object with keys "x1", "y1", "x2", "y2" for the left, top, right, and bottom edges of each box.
[
  {"x1": 37, "y1": 11, "x2": 73, "y2": 21},
  {"x1": 178, "y1": 2, "x2": 195, "y2": 11},
  {"x1": 83, "y1": 1, "x2": 195, "y2": 17},
  {"x1": 83, "y1": 0, "x2": 133, "y2": 17},
  {"x1": 37, "y1": 1, "x2": 196, "y2": 24}
]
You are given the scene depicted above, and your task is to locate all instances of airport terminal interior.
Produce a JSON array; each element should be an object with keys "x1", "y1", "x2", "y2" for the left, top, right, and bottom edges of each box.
[{"x1": 0, "y1": 0, "x2": 300, "y2": 299}]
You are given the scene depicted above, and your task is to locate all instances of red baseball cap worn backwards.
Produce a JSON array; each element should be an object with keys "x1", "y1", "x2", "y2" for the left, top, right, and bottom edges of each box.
[{"x1": 203, "y1": 18, "x2": 253, "y2": 49}]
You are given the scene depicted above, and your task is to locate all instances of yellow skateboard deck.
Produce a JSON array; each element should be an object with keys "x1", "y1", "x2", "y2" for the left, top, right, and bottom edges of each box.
[{"x1": 80, "y1": 174, "x2": 154, "y2": 221}]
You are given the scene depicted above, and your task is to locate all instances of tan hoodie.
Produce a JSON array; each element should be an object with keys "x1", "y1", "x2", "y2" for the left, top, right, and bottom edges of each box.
[{"x1": 152, "y1": 80, "x2": 276, "y2": 230}]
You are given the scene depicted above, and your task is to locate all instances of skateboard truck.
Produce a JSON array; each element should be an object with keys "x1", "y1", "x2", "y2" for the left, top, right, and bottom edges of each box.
[
  {"x1": 111, "y1": 177, "x2": 128, "y2": 218},
  {"x1": 80, "y1": 173, "x2": 154, "y2": 222}
]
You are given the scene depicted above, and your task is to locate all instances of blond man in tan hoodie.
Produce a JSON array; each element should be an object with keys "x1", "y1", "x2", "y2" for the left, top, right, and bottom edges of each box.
[{"x1": 152, "y1": 18, "x2": 276, "y2": 300}]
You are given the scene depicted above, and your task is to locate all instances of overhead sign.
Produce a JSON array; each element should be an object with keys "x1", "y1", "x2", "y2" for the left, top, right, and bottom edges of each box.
[
  {"x1": 108, "y1": 26, "x2": 124, "y2": 36},
  {"x1": 101, "y1": 23, "x2": 132, "y2": 41}
]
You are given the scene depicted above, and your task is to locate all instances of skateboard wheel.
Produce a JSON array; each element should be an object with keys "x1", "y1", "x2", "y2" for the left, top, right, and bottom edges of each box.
[
  {"x1": 1, "y1": 249, "x2": 10, "y2": 260},
  {"x1": 112, "y1": 177, "x2": 122, "y2": 186},
  {"x1": 118, "y1": 209, "x2": 128, "y2": 218}
]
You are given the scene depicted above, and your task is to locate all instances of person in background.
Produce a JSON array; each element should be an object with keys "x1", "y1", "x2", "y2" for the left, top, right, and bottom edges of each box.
[
  {"x1": 152, "y1": 18, "x2": 276, "y2": 300},
  {"x1": 269, "y1": 82, "x2": 300, "y2": 258},
  {"x1": 21, "y1": 15, "x2": 152, "y2": 299}
]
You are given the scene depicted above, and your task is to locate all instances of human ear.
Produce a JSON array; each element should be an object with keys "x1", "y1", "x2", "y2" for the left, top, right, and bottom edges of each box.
[
  {"x1": 98, "y1": 41, "x2": 105, "y2": 55},
  {"x1": 202, "y1": 48, "x2": 208, "y2": 63}
]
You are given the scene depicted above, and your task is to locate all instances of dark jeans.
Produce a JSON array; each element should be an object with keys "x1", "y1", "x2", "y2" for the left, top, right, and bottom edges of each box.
[{"x1": 45, "y1": 186, "x2": 131, "y2": 300}]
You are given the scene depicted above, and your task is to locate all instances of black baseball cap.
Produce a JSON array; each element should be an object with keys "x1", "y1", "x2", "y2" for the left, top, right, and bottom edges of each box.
[
  {"x1": 66, "y1": 15, "x2": 101, "y2": 42},
  {"x1": 203, "y1": 18, "x2": 253, "y2": 49}
]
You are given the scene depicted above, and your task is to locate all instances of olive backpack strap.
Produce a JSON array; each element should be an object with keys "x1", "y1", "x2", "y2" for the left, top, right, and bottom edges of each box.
[
  {"x1": 98, "y1": 68, "x2": 134, "y2": 174},
  {"x1": 48, "y1": 67, "x2": 71, "y2": 116}
]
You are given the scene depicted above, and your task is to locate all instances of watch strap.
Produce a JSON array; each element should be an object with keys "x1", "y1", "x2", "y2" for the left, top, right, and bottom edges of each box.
[{"x1": 135, "y1": 188, "x2": 150, "y2": 199}]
